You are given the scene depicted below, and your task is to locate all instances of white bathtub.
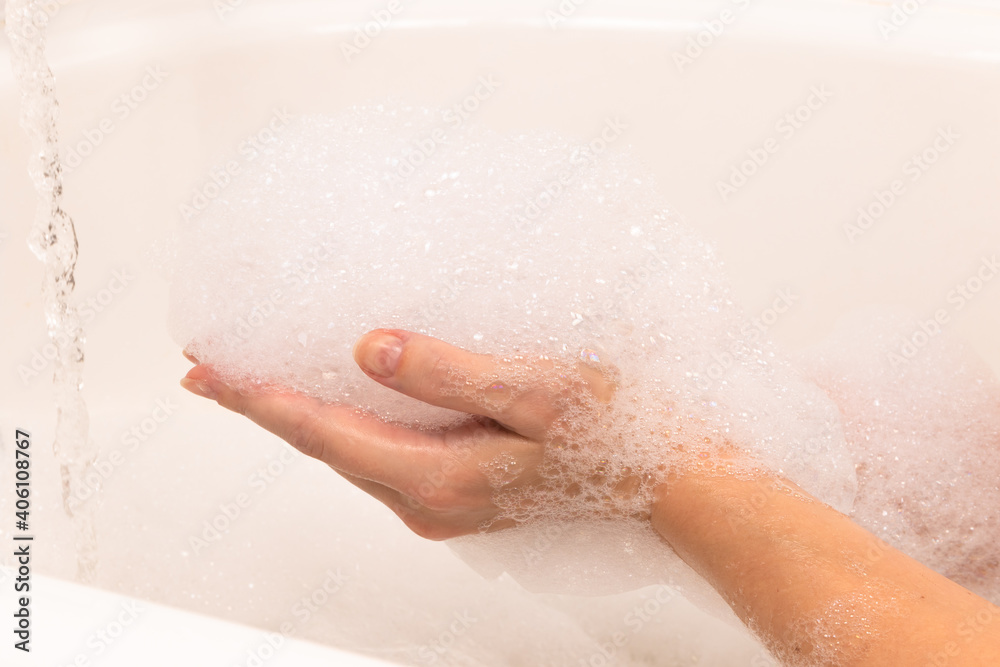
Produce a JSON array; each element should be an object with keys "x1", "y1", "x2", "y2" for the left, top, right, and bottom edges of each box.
[{"x1": 1, "y1": 0, "x2": 999, "y2": 665}]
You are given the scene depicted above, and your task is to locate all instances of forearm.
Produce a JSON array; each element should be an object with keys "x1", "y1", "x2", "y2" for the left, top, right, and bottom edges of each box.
[{"x1": 651, "y1": 464, "x2": 1000, "y2": 665}]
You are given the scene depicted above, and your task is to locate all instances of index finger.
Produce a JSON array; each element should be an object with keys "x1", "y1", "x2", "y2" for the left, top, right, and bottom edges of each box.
[{"x1": 353, "y1": 329, "x2": 616, "y2": 440}]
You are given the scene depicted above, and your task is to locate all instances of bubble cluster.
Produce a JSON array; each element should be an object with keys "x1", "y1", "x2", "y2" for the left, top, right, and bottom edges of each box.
[
  {"x1": 797, "y1": 308, "x2": 1000, "y2": 603},
  {"x1": 167, "y1": 104, "x2": 1000, "y2": 662},
  {"x1": 168, "y1": 104, "x2": 855, "y2": 610},
  {"x1": 761, "y1": 579, "x2": 910, "y2": 667}
]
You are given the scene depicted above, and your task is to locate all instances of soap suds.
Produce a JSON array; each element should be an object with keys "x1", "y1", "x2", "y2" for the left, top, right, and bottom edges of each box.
[{"x1": 168, "y1": 104, "x2": 999, "y2": 662}]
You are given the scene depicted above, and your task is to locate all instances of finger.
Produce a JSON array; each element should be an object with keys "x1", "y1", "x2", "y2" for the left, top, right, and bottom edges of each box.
[
  {"x1": 353, "y1": 329, "x2": 617, "y2": 440},
  {"x1": 181, "y1": 364, "x2": 451, "y2": 499}
]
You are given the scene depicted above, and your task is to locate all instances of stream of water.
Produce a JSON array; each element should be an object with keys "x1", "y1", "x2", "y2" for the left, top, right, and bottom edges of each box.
[{"x1": 5, "y1": 0, "x2": 99, "y2": 583}]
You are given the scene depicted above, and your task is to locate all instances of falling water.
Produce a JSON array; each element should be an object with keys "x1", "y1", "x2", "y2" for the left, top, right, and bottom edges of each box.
[{"x1": 5, "y1": 0, "x2": 99, "y2": 582}]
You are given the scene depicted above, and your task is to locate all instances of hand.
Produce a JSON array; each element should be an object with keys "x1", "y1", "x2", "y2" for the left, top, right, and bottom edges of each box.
[
  {"x1": 180, "y1": 329, "x2": 625, "y2": 540},
  {"x1": 182, "y1": 330, "x2": 1000, "y2": 667}
]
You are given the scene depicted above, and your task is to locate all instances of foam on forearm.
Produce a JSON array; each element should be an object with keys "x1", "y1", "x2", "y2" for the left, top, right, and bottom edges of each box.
[{"x1": 168, "y1": 104, "x2": 861, "y2": 597}]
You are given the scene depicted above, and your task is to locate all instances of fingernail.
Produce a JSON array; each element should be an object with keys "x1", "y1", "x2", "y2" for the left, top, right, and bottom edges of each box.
[
  {"x1": 180, "y1": 377, "x2": 217, "y2": 400},
  {"x1": 359, "y1": 333, "x2": 403, "y2": 378},
  {"x1": 182, "y1": 348, "x2": 199, "y2": 364}
]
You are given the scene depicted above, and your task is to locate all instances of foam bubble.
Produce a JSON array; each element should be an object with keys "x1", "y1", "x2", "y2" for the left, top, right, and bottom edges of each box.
[
  {"x1": 166, "y1": 102, "x2": 1000, "y2": 665},
  {"x1": 797, "y1": 308, "x2": 1000, "y2": 603},
  {"x1": 168, "y1": 103, "x2": 855, "y2": 601}
]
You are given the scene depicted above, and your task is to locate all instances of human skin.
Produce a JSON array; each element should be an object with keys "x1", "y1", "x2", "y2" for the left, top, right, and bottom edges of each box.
[{"x1": 181, "y1": 329, "x2": 1000, "y2": 666}]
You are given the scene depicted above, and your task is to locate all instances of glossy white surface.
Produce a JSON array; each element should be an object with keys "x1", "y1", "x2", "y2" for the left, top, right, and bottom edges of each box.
[{"x1": 0, "y1": 568, "x2": 398, "y2": 666}]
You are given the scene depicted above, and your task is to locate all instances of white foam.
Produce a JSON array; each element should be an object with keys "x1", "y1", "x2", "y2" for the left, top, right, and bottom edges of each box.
[
  {"x1": 168, "y1": 103, "x2": 856, "y2": 603},
  {"x1": 166, "y1": 103, "x2": 1000, "y2": 664},
  {"x1": 797, "y1": 308, "x2": 1000, "y2": 603}
]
